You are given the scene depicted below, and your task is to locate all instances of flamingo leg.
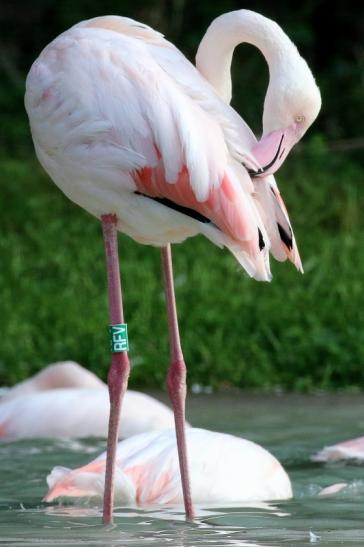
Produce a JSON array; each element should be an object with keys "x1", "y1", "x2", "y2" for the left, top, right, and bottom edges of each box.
[
  {"x1": 161, "y1": 244, "x2": 194, "y2": 520},
  {"x1": 101, "y1": 214, "x2": 130, "y2": 525}
]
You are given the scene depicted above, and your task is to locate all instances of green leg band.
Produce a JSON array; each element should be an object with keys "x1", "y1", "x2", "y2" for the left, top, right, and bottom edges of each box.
[{"x1": 109, "y1": 324, "x2": 129, "y2": 352}]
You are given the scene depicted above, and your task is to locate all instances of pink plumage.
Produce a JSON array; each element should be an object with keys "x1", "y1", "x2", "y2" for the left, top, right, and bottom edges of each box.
[
  {"x1": 44, "y1": 428, "x2": 292, "y2": 505},
  {"x1": 313, "y1": 436, "x2": 364, "y2": 463},
  {"x1": 0, "y1": 362, "x2": 174, "y2": 440}
]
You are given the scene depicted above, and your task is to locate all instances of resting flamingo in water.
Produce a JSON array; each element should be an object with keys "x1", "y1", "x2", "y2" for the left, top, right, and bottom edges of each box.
[
  {"x1": 313, "y1": 436, "x2": 364, "y2": 463},
  {"x1": 44, "y1": 428, "x2": 292, "y2": 506},
  {"x1": 25, "y1": 10, "x2": 320, "y2": 523},
  {"x1": 0, "y1": 362, "x2": 174, "y2": 440}
]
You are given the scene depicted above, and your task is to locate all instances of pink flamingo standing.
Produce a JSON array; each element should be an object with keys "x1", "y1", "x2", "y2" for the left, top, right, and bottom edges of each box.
[{"x1": 25, "y1": 10, "x2": 320, "y2": 523}]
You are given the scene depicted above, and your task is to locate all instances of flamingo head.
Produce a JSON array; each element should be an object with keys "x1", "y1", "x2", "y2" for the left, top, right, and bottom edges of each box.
[{"x1": 251, "y1": 55, "x2": 321, "y2": 177}]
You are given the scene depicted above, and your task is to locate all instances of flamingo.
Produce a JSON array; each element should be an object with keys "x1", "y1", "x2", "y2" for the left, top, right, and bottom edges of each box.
[
  {"x1": 44, "y1": 428, "x2": 292, "y2": 505},
  {"x1": 312, "y1": 436, "x2": 364, "y2": 463},
  {"x1": 0, "y1": 362, "x2": 104, "y2": 400},
  {"x1": 24, "y1": 10, "x2": 320, "y2": 523},
  {"x1": 0, "y1": 362, "x2": 175, "y2": 440}
]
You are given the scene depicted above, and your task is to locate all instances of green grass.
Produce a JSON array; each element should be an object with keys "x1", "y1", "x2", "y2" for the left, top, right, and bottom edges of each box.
[{"x1": 1, "y1": 137, "x2": 364, "y2": 390}]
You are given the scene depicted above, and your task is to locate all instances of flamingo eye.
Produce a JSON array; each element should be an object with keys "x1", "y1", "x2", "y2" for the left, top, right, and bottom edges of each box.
[{"x1": 295, "y1": 115, "x2": 305, "y2": 123}]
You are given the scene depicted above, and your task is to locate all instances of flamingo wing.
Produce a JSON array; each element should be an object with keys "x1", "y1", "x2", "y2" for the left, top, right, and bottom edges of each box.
[
  {"x1": 28, "y1": 20, "x2": 228, "y2": 201},
  {"x1": 25, "y1": 18, "x2": 271, "y2": 280}
]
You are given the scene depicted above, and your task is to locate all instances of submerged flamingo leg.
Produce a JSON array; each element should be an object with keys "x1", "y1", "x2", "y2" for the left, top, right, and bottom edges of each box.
[
  {"x1": 161, "y1": 244, "x2": 194, "y2": 520},
  {"x1": 101, "y1": 214, "x2": 131, "y2": 525}
]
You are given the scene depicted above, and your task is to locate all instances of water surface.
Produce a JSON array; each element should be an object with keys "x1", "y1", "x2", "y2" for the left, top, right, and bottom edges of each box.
[{"x1": 1, "y1": 392, "x2": 364, "y2": 546}]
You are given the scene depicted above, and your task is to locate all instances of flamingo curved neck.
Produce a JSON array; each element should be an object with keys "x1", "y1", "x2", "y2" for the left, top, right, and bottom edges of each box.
[{"x1": 196, "y1": 10, "x2": 293, "y2": 104}]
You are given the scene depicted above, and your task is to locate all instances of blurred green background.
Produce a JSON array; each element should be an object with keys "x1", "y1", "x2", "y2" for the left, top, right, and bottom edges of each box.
[{"x1": 0, "y1": 0, "x2": 363, "y2": 390}]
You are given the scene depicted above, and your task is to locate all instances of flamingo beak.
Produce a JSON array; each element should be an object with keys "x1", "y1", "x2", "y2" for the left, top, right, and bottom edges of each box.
[{"x1": 248, "y1": 127, "x2": 298, "y2": 178}]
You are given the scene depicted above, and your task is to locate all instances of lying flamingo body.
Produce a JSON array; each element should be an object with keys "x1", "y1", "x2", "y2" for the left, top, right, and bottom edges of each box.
[
  {"x1": 0, "y1": 362, "x2": 104, "y2": 401},
  {"x1": 44, "y1": 428, "x2": 292, "y2": 505},
  {"x1": 0, "y1": 362, "x2": 174, "y2": 440},
  {"x1": 313, "y1": 436, "x2": 364, "y2": 463},
  {"x1": 0, "y1": 388, "x2": 174, "y2": 441}
]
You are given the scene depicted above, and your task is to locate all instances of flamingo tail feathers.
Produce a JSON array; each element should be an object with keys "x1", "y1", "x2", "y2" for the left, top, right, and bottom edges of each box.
[{"x1": 254, "y1": 177, "x2": 303, "y2": 272}]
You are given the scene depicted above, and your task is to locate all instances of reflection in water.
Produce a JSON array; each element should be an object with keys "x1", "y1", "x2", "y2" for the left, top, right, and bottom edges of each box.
[{"x1": 2, "y1": 393, "x2": 364, "y2": 545}]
